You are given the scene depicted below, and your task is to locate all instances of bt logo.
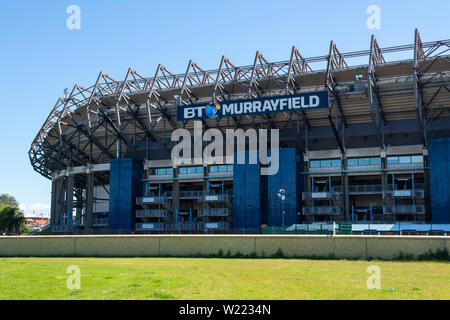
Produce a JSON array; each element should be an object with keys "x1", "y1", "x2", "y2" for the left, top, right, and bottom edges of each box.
[{"x1": 205, "y1": 102, "x2": 221, "y2": 118}]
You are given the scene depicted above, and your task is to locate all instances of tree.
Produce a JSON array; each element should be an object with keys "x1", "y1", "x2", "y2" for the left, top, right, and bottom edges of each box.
[
  {"x1": 0, "y1": 194, "x2": 28, "y2": 235},
  {"x1": 0, "y1": 194, "x2": 19, "y2": 208},
  {"x1": 0, "y1": 206, "x2": 27, "y2": 234}
]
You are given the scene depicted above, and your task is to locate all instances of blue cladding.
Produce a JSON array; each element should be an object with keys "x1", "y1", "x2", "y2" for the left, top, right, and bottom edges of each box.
[
  {"x1": 233, "y1": 151, "x2": 261, "y2": 231},
  {"x1": 267, "y1": 148, "x2": 304, "y2": 227},
  {"x1": 428, "y1": 138, "x2": 450, "y2": 223},
  {"x1": 232, "y1": 148, "x2": 304, "y2": 230},
  {"x1": 109, "y1": 158, "x2": 143, "y2": 230}
]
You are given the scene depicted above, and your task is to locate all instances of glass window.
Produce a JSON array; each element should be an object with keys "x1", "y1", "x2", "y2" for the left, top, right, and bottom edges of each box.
[
  {"x1": 347, "y1": 158, "x2": 359, "y2": 167},
  {"x1": 179, "y1": 167, "x2": 188, "y2": 174},
  {"x1": 228, "y1": 165, "x2": 234, "y2": 172},
  {"x1": 387, "y1": 156, "x2": 399, "y2": 165},
  {"x1": 411, "y1": 155, "x2": 423, "y2": 164},
  {"x1": 320, "y1": 160, "x2": 331, "y2": 168},
  {"x1": 310, "y1": 160, "x2": 321, "y2": 168},
  {"x1": 210, "y1": 166, "x2": 218, "y2": 173},
  {"x1": 188, "y1": 167, "x2": 196, "y2": 174},
  {"x1": 358, "y1": 157, "x2": 370, "y2": 166},
  {"x1": 369, "y1": 157, "x2": 381, "y2": 165},
  {"x1": 331, "y1": 159, "x2": 342, "y2": 167},
  {"x1": 399, "y1": 156, "x2": 411, "y2": 164},
  {"x1": 218, "y1": 165, "x2": 227, "y2": 172}
]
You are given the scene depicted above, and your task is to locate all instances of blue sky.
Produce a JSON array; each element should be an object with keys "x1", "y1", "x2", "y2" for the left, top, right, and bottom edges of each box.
[{"x1": 0, "y1": 0, "x2": 448, "y2": 216}]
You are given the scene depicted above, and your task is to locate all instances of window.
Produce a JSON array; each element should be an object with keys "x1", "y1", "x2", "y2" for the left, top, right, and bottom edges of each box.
[
  {"x1": 387, "y1": 156, "x2": 399, "y2": 165},
  {"x1": 209, "y1": 165, "x2": 234, "y2": 173},
  {"x1": 331, "y1": 159, "x2": 342, "y2": 167},
  {"x1": 179, "y1": 167, "x2": 188, "y2": 174},
  {"x1": 347, "y1": 158, "x2": 359, "y2": 167},
  {"x1": 411, "y1": 155, "x2": 423, "y2": 164},
  {"x1": 370, "y1": 157, "x2": 381, "y2": 165},
  {"x1": 150, "y1": 168, "x2": 173, "y2": 176},
  {"x1": 320, "y1": 160, "x2": 331, "y2": 168},
  {"x1": 358, "y1": 157, "x2": 370, "y2": 166},
  {"x1": 310, "y1": 160, "x2": 321, "y2": 168},
  {"x1": 387, "y1": 155, "x2": 424, "y2": 165},
  {"x1": 399, "y1": 156, "x2": 411, "y2": 164}
]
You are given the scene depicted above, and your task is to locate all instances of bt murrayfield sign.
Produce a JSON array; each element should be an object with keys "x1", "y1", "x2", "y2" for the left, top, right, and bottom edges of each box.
[{"x1": 177, "y1": 91, "x2": 329, "y2": 121}]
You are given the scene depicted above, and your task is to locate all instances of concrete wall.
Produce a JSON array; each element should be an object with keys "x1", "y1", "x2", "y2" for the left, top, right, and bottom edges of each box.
[{"x1": 0, "y1": 235, "x2": 448, "y2": 260}]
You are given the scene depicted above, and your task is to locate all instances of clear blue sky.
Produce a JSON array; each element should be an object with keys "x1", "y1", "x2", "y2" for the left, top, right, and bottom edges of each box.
[{"x1": 0, "y1": 0, "x2": 448, "y2": 216}]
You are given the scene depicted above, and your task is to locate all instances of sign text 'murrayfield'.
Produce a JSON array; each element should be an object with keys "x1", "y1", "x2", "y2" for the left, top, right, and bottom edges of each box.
[{"x1": 177, "y1": 91, "x2": 329, "y2": 121}]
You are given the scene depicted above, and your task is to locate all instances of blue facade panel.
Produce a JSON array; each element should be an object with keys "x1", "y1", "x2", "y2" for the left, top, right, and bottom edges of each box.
[
  {"x1": 429, "y1": 138, "x2": 450, "y2": 223},
  {"x1": 267, "y1": 148, "x2": 304, "y2": 227},
  {"x1": 108, "y1": 158, "x2": 143, "y2": 230},
  {"x1": 233, "y1": 151, "x2": 261, "y2": 231}
]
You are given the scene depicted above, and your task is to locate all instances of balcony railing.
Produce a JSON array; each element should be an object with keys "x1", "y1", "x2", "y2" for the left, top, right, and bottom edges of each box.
[
  {"x1": 167, "y1": 223, "x2": 196, "y2": 231},
  {"x1": 92, "y1": 218, "x2": 109, "y2": 226},
  {"x1": 164, "y1": 191, "x2": 204, "y2": 199},
  {"x1": 136, "y1": 209, "x2": 170, "y2": 218},
  {"x1": 198, "y1": 193, "x2": 231, "y2": 202},
  {"x1": 136, "y1": 196, "x2": 168, "y2": 205},
  {"x1": 303, "y1": 206, "x2": 342, "y2": 215},
  {"x1": 386, "y1": 189, "x2": 425, "y2": 198},
  {"x1": 197, "y1": 208, "x2": 231, "y2": 217},
  {"x1": 384, "y1": 205, "x2": 425, "y2": 214},
  {"x1": 302, "y1": 192, "x2": 342, "y2": 201},
  {"x1": 197, "y1": 222, "x2": 231, "y2": 230},
  {"x1": 136, "y1": 222, "x2": 166, "y2": 231}
]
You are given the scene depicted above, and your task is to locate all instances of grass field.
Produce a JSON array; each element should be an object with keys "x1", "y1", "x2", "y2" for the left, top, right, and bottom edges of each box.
[{"x1": 0, "y1": 257, "x2": 448, "y2": 300}]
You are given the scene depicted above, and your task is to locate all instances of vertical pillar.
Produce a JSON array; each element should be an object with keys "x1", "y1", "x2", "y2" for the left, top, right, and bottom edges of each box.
[
  {"x1": 172, "y1": 166, "x2": 180, "y2": 222},
  {"x1": 85, "y1": 172, "x2": 94, "y2": 231},
  {"x1": 381, "y1": 149, "x2": 388, "y2": 219},
  {"x1": 423, "y1": 148, "x2": 431, "y2": 222},
  {"x1": 75, "y1": 187, "x2": 83, "y2": 227},
  {"x1": 66, "y1": 175, "x2": 74, "y2": 226},
  {"x1": 342, "y1": 153, "x2": 350, "y2": 221},
  {"x1": 50, "y1": 179, "x2": 57, "y2": 228}
]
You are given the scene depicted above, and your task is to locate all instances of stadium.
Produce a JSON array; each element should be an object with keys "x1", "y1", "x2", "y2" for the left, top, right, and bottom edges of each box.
[{"x1": 29, "y1": 29, "x2": 450, "y2": 234}]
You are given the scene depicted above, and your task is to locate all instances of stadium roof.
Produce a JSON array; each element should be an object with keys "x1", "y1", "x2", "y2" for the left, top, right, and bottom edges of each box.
[{"x1": 30, "y1": 29, "x2": 450, "y2": 179}]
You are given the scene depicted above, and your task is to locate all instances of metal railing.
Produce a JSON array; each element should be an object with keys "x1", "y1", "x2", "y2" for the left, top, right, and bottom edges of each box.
[
  {"x1": 302, "y1": 192, "x2": 342, "y2": 201},
  {"x1": 167, "y1": 223, "x2": 196, "y2": 231},
  {"x1": 198, "y1": 193, "x2": 231, "y2": 202},
  {"x1": 197, "y1": 208, "x2": 231, "y2": 217},
  {"x1": 136, "y1": 209, "x2": 170, "y2": 218},
  {"x1": 386, "y1": 189, "x2": 425, "y2": 198},
  {"x1": 135, "y1": 223, "x2": 166, "y2": 231},
  {"x1": 384, "y1": 205, "x2": 425, "y2": 214},
  {"x1": 136, "y1": 196, "x2": 168, "y2": 205},
  {"x1": 92, "y1": 218, "x2": 109, "y2": 226},
  {"x1": 303, "y1": 206, "x2": 342, "y2": 215},
  {"x1": 197, "y1": 222, "x2": 231, "y2": 230}
]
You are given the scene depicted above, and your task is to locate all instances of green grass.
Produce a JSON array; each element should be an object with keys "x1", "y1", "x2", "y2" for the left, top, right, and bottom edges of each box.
[{"x1": 0, "y1": 257, "x2": 448, "y2": 300}]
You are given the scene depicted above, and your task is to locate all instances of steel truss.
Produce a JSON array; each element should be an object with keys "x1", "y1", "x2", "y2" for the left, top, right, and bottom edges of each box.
[{"x1": 30, "y1": 30, "x2": 450, "y2": 180}]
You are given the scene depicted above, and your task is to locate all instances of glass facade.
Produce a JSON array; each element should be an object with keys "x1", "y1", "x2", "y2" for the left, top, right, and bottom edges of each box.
[
  {"x1": 310, "y1": 158, "x2": 341, "y2": 168},
  {"x1": 387, "y1": 155, "x2": 424, "y2": 165},
  {"x1": 149, "y1": 167, "x2": 173, "y2": 176},
  {"x1": 179, "y1": 166, "x2": 203, "y2": 174},
  {"x1": 209, "y1": 165, "x2": 233, "y2": 173},
  {"x1": 347, "y1": 157, "x2": 381, "y2": 167}
]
